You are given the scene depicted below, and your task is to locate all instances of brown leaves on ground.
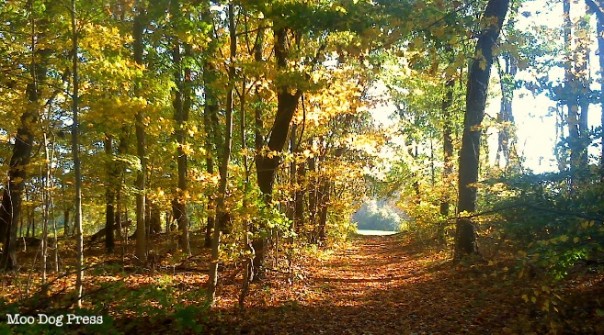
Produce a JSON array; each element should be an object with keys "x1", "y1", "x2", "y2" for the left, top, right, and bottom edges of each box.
[
  {"x1": 2, "y1": 234, "x2": 603, "y2": 334},
  {"x1": 206, "y1": 234, "x2": 604, "y2": 335}
]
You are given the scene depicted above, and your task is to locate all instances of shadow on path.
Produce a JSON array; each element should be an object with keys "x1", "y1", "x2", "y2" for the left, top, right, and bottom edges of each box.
[{"x1": 205, "y1": 235, "x2": 533, "y2": 335}]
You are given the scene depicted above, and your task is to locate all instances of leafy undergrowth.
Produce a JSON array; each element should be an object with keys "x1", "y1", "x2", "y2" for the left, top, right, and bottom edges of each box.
[{"x1": 1, "y1": 234, "x2": 604, "y2": 334}]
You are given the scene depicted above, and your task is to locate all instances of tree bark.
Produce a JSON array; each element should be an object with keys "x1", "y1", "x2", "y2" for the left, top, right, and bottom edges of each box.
[
  {"x1": 202, "y1": 26, "x2": 220, "y2": 248},
  {"x1": 440, "y1": 78, "x2": 454, "y2": 217},
  {"x1": 456, "y1": 0, "x2": 509, "y2": 258},
  {"x1": 63, "y1": 209, "x2": 70, "y2": 237},
  {"x1": 104, "y1": 135, "x2": 116, "y2": 253},
  {"x1": 208, "y1": 2, "x2": 236, "y2": 304},
  {"x1": 307, "y1": 152, "x2": 318, "y2": 242},
  {"x1": 252, "y1": 27, "x2": 305, "y2": 276},
  {"x1": 317, "y1": 178, "x2": 331, "y2": 245},
  {"x1": 496, "y1": 53, "x2": 518, "y2": 169},
  {"x1": 114, "y1": 132, "x2": 128, "y2": 240},
  {"x1": 251, "y1": 28, "x2": 267, "y2": 277},
  {"x1": 563, "y1": 0, "x2": 583, "y2": 178},
  {"x1": 71, "y1": 0, "x2": 84, "y2": 308},
  {"x1": 575, "y1": 15, "x2": 591, "y2": 169},
  {"x1": 170, "y1": 3, "x2": 191, "y2": 254},
  {"x1": 133, "y1": 4, "x2": 147, "y2": 263},
  {"x1": 239, "y1": 70, "x2": 254, "y2": 308},
  {"x1": 0, "y1": 3, "x2": 50, "y2": 270}
]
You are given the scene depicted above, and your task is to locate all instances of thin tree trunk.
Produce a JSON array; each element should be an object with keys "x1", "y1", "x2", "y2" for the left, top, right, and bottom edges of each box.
[
  {"x1": 171, "y1": 0, "x2": 191, "y2": 254},
  {"x1": 133, "y1": 4, "x2": 147, "y2": 263},
  {"x1": 575, "y1": 15, "x2": 591, "y2": 168},
  {"x1": 104, "y1": 135, "x2": 116, "y2": 253},
  {"x1": 456, "y1": 0, "x2": 509, "y2": 258},
  {"x1": 71, "y1": 0, "x2": 84, "y2": 307},
  {"x1": 42, "y1": 133, "x2": 51, "y2": 286},
  {"x1": 63, "y1": 209, "x2": 69, "y2": 237},
  {"x1": 252, "y1": 28, "x2": 267, "y2": 278},
  {"x1": 208, "y1": 2, "x2": 236, "y2": 304},
  {"x1": 114, "y1": 131, "x2": 128, "y2": 240},
  {"x1": 563, "y1": 0, "x2": 582, "y2": 178},
  {"x1": 27, "y1": 209, "x2": 34, "y2": 239},
  {"x1": 440, "y1": 79, "x2": 454, "y2": 218},
  {"x1": 202, "y1": 37, "x2": 220, "y2": 249},
  {"x1": 317, "y1": 178, "x2": 331, "y2": 245},
  {"x1": 496, "y1": 53, "x2": 517, "y2": 169},
  {"x1": 307, "y1": 152, "x2": 318, "y2": 243},
  {"x1": 239, "y1": 74, "x2": 253, "y2": 308},
  {"x1": 203, "y1": 108, "x2": 216, "y2": 248}
]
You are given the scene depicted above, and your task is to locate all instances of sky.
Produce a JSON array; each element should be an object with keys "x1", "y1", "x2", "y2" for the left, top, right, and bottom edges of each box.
[{"x1": 371, "y1": 0, "x2": 602, "y2": 174}]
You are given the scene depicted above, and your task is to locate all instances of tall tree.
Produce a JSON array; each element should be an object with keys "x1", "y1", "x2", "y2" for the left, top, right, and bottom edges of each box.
[
  {"x1": 496, "y1": 51, "x2": 518, "y2": 170},
  {"x1": 104, "y1": 135, "x2": 116, "y2": 253},
  {"x1": 562, "y1": 0, "x2": 591, "y2": 178},
  {"x1": 0, "y1": 1, "x2": 52, "y2": 270},
  {"x1": 251, "y1": 10, "x2": 326, "y2": 278},
  {"x1": 456, "y1": 0, "x2": 509, "y2": 258},
  {"x1": 71, "y1": 0, "x2": 84, "y2": 308},
  {"x1": 133, "y1": 1, "x2": 147, "y2": 263},
  {"x1": 170, "y1": 0, "x2": 191, "y2": 255},
  {"x1": 202, "y1": 8, "x2": 220, "y2": 249},
  {"x1": 439, "y1": 78, "x2": 455, "y2": 220},
  {"x1": 208, "y1": 1, "x2": 236, "y2": 304}
]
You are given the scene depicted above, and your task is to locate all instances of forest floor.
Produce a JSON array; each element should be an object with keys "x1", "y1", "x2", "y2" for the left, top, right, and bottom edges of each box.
[
  {"x1": 2, "y1": 233, "x2": 604, "y2": 334},
  {"x1": 203, "y1": 234, "x2": 604, "y2": 335}
]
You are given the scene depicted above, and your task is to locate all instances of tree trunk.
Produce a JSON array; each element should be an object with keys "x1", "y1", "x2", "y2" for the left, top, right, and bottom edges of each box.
[
  {"x1": 0, "y1": 4, "x2": 50, "y2": 270},
  {"x1": 104, "y1": 135, "x2": 116, "y2": 253},
  {"x1": 63, "y1": 209, "x2": 70, "y2": 237},
  {"x1": 563, "y1": 0, "x2": 582, "y2": 178},
  {"x1": 71, "y1": 0, "x2": 84, "y2": 308},
  {"x1": 294, "y1": 161, "x2": 306, "y2": 233},
  {"x1": 307, "y1": 152, "x2": 318, "y2": 242},
  {"x1": 202, "y1": 37, "x2": 220, "y2": 249},
  {"x1": 317, "y1": 178, "x2": 331, "y2": 245},
  {"x1": 456, "y1": 0, "x2": 509, "y2": 259},
  {"x1": 171, "y1": 0, "x2": 191, "y2": 255},
  {"x1": 239, "y1": 70, "x2": 253, "y2": 308},
  {"x1": 42, "y1": 134, "x2": 51, "y2": 286},
  {"x1": 575, "y1": 15, "x2": 591, "y2": 168},
  {"x1": 496, "y1": 53, "x2": 518, "y2": 169},
  {"x1": 133, "y1": 5, "x2": 147, "y2": 263},
  {"x1": 208, "y1": 2, "x2": 236, "y2": 304},
  {"x1": 251, "y1": 28, "x2": 267, "y2": 277},
  {"x1": 287, "y1": 125, "x2": 297, "y2": 223},
  {"x1": 440, "y1": 78, "x2": 454, "y2": 217},
  {"x1": 252, "y1": 33, "x2": 302, "y2": 273},
  {"x1": 114, "y1": 132, "x2": 128, "y2": 240}
]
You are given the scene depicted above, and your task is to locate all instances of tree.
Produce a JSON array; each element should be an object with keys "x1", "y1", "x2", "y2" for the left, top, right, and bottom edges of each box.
[
  {"x1": 71, "y1": 0, "x2": 84, "y2": 307},
  {"x1": 208, "y1": 1, "x2": 236, "y2": 304},
  {"x1": 170, "y1": 0, "x2": 191, "y2": 255},
  {"x1": 133, "y1": 1, "x2": 147, "y2": 263},
  {"x1": 104, "y1": 135, "x2": 116, "y2": 253},
  {"x1": 456, "y1": 0, "x2": 509, "y2": 258},
  {"x1": 560, "y1": 0, "x2": 591, "y2": 180},
  {"x1": 0, "y1": 1, "x2": 53, "y2": 270}
]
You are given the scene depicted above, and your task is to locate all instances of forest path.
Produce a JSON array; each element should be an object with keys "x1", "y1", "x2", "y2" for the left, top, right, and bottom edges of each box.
[{"x1": 212, "y1": 234, "x2": 522, "y2": 334}]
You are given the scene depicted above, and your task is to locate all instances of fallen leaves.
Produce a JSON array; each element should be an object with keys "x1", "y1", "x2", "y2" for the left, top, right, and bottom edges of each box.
[{"x1": 2, "y1": 234, "x2": 602, "y2": 334}]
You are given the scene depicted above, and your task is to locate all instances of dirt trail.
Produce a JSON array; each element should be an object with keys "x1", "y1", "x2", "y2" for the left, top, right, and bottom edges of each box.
[{"x1": 210, "y1": 234, "x2": 525, "y2": 335}]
